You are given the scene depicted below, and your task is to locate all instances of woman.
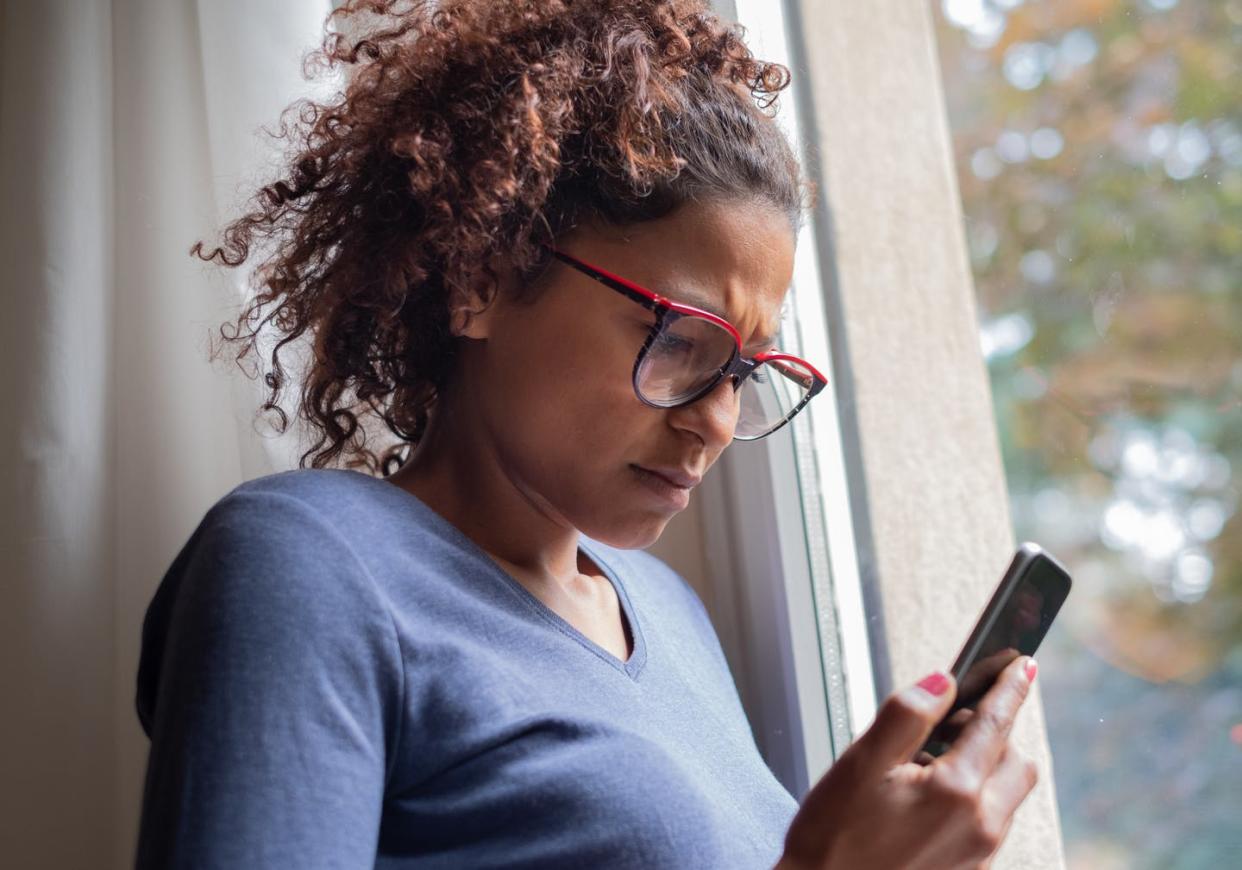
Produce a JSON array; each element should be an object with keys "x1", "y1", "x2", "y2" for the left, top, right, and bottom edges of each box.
[{"x1": 134, "y1": 1, "x2": 1040, "y2": 867}]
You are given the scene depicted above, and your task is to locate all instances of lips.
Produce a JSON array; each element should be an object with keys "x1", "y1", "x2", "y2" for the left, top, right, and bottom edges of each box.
[{"x1": 633, "y1": 465, "x2": 703, "y2": 489}]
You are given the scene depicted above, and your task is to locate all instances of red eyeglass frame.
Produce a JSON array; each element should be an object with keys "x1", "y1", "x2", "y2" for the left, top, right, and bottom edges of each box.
[{"x1": 543, "y1": 244, "x2": 828, "y2": 440}]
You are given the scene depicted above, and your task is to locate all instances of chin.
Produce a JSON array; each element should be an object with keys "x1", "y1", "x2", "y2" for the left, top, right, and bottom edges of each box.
[{"x1": 578, "y1": 509, "x2": 674, "y2": 551}]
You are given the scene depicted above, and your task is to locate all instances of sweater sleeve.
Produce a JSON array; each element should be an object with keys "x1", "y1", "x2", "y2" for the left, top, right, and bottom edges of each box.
[{"x1": 134, "y1": 490, "x2": 405, "y2": 870}]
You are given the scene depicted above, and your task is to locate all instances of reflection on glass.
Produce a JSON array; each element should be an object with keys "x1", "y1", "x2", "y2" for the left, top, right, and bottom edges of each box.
[{"x1": 935, "y1": 0, "x2": 1242, "y2": 867}]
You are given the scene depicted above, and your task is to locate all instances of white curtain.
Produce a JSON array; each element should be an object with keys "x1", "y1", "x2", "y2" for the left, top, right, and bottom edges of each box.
[{"x1": 1, "y1": 2, "x2": 333, "y2": 866}]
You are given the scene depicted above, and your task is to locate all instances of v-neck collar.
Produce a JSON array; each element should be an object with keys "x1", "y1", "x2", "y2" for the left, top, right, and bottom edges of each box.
[{"x1": 373, "y1": 475, "x2": 649, "y2": 680}]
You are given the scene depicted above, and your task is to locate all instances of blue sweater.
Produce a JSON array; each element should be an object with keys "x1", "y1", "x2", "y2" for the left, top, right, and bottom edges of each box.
[{"x1": 135, "y1": 469, "x2": 798, "y2": 868}]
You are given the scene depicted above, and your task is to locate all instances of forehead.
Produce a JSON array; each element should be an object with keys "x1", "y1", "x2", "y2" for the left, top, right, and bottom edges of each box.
[
  {"x1": 588, "y1": 200, "x2": 796, "y2": 344},
  {"x1": 664, "y1": 278, "x2": 786, "y2": 346}
]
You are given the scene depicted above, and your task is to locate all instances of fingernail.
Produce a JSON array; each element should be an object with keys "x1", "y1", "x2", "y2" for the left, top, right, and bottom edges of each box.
[
  {"x1": 917, "y1": 671, "x2": 951, "y2": 696},
  {"x1": 1025, "y1": 658, "x2": 1038, "y2": 682}
]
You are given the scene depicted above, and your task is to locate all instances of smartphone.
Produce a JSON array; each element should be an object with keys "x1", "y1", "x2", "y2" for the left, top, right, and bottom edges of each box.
[{"x1": 918, "y1": 542, "x2": 1072, "y2": 759}]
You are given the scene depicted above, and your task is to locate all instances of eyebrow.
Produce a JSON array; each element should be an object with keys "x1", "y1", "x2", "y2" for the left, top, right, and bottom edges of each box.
[{"x1": 670, "y1": 288, "x2": 779, "y2": 349}]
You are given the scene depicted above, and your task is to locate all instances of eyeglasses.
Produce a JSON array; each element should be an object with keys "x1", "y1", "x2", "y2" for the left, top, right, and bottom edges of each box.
[{"x1": 545, "y1": 245, "x2": 828, "y2": 440}]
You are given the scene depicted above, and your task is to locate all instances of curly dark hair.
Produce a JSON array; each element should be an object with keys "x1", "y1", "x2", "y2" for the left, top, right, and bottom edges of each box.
[{"x1": 194, "y1": 0, "x2": 809, "y2": 476}]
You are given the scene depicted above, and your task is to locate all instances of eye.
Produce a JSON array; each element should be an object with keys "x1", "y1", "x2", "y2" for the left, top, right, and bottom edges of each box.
[{"x1": 655, "y1": 333, "x2": 695, "y2": 355}]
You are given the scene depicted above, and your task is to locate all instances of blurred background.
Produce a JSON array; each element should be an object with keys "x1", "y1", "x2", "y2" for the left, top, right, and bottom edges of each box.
[{"x1": 933, "y1": 1, "x2": 1242, "y2": 867}]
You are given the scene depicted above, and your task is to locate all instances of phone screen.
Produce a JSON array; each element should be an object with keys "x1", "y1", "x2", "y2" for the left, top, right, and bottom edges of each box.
[{"x1": 920, "y1": 545, "x2": 1071, "y2": 758}]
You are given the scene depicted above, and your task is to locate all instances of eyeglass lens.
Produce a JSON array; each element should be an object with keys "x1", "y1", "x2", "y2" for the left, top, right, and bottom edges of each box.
[{"x1": 635, "y1": 314, "x2": 814, "y2": 438}]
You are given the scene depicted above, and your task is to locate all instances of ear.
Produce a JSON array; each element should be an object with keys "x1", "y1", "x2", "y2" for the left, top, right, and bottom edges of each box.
[{"x1": 447, "y1": 257, "x2": 511, "y2": 339}]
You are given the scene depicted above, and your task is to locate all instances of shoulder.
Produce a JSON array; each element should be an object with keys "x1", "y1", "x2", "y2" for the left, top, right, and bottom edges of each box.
[
  {"x1": 156, "y1": 469, "x2": 400, "y2": 635},
  {"x1": 226, "y1": 467, "x2": 393, "y2": 519},
  {"x1": 203, "y1": 468, "x2": 415, "y2": 557},
  {"x1": 137, "y1": 470, "x2": 404, "y2": 734},
  {"x1": 165, "y1": 468, "x2": 434, "y2": 633},
  {"x1": 179, "y1": 470, "x2": 367, "y2": 574}
]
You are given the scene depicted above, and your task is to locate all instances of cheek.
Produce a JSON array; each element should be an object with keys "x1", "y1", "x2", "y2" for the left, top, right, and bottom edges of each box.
[
  {"x1": 554, "y1": 349, "x2": 651, "y2": 454},
  {"x1": 484, "y1": 315, "x2": 650, "y2": 459}
]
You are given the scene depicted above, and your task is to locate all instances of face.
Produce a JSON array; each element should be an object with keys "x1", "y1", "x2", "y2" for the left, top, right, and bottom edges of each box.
[{"x1": 455, "y1": 198, "x2": 797, "y2": 549}]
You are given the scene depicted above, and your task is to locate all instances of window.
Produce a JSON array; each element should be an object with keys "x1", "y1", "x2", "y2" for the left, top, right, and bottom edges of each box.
[{"x1": 935, "y1": 1, "x2": 1242, "y2": 866}]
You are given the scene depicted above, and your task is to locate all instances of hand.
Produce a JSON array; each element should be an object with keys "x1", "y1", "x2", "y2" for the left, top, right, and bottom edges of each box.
[
  {"x1": 916, "y1": 647, "x2": 1022, "y2": 763},
  {"x1": 776, "y1": 656, "x2": 1040, "y2": 870}
]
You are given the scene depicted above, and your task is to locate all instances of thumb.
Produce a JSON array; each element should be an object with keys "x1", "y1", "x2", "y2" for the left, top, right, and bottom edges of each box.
[{"x1": 852, "y1": 671, "x2": 958, "y2": 770}]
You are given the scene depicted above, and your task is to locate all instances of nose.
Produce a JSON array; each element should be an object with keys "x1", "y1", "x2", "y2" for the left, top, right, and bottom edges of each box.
[{"x1": 665, "y1": 374, "x2": 741, "y2": 449}]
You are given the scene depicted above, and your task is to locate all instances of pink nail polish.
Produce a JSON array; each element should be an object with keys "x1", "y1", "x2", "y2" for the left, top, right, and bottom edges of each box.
[
  {"x1": 1025, "y1": 658, "x2": 1038, "y2": 682},
  {"x1": 917, "y1": 672, "x2": 950, "y2": 696}
]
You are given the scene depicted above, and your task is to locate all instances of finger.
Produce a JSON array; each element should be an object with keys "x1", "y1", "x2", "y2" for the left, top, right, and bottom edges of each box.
[
  {"x1": 947, "y1": 707, "x2": 975, "y2": 728},
  {"x1": 928, "y1": 707, "x2": 975, "y2": 747},
  {"x1": 941, "y1": 656, "x2": 1036, "y2": 781},
  {"x1": 982, "y1": 744, "x2": 1040, "y2": 830},
  {"x1": 923, "y1": 706, "x2": 980, "y2": 760},
  {"x1": 850, "y1": 671, "x2": 957, "y2": 770},
  {"x1": 958, "y1": 647, "x2": 1020, "y2": 702},
  {"x1": 972, "y1": 787, "x2": 1019, "y2": 869}
]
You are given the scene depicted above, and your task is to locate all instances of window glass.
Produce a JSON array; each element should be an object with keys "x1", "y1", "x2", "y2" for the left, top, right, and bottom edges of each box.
[{"x1": 934, "y1": 2, "x2": 1242, "y2": 867}]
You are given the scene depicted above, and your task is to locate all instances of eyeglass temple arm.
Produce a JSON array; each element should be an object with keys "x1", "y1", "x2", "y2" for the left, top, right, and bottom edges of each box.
[{"x1": 544, "y1": 245, "x2": 665, "y2": 313}]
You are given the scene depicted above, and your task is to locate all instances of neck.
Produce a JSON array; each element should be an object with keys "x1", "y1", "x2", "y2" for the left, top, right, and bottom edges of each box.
[{"x1": 385, "y1": 389, "x2": 593, "y2": 591}]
